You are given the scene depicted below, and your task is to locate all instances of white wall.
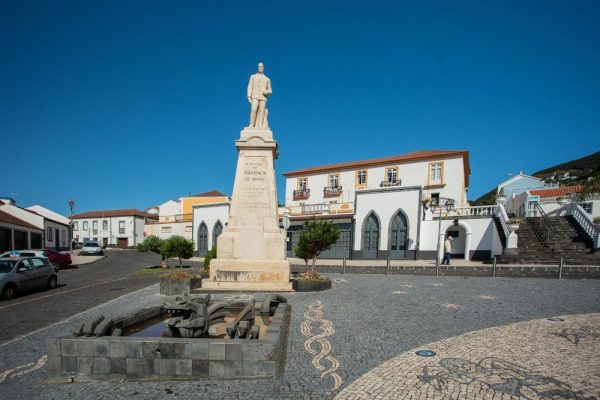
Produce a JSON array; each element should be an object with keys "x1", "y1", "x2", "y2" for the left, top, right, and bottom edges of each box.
[
  {"x1": 158, "y1": 200, "x2": 182, "y2": 222},
  {"x1": 145, "y1": 222, "x2": 193, "y2": 241},
  {"x1": 354, "y1": 188, "x2": 421, "y2": 252},
  {"x1": 193, "y1": 203, "x2": 230, "y2": 252},
  {"x1": 419, "y1": 217, "x2": 499, "y2": 260},
  {"x1": 44, "y1": 219, "x2": 69, "y2": 249}
]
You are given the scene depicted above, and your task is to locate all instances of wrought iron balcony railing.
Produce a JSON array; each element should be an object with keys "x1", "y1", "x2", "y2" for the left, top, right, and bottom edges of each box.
[
  {"x1": 293, "y1": 189, "x2": 310, "y2": 200},
  {"x1": 323, "y1": 186, "x2": 343, "y2": 197},
  {"x1": 380, "y1": 179, "x2": 401, "y2": 187}
]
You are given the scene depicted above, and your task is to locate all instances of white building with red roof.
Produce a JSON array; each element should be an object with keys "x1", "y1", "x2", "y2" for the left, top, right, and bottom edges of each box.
[
  {"x1": 282, "y1": 149, "x2": 501, "y2": 261},
  {"x1": 71, "y1": 209, "x2": 157, "y2": 248}
]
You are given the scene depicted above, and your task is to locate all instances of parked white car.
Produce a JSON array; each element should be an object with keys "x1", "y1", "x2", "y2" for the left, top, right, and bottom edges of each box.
[{"x1": 80, "y1": 241, "x2": 103, "y2": 256}]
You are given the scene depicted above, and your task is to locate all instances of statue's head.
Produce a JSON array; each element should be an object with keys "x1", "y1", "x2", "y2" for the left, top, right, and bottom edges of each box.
[{"x1": 258, "y1": 63, "x2": 264, "y2": 73}]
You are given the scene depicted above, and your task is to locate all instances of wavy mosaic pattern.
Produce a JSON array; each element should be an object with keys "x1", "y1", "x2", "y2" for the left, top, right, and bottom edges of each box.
[
  {"x1": 301, "y1": 300, "x2": 342, "y2": 390},
  {"x1": 0, "y1": 355, "x2": 47, "y2": 384}
]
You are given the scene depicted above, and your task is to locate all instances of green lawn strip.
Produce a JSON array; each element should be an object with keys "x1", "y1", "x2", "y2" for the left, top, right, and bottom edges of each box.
[{"x1": 130, "y1": 264, "x2": 202, "y2": 277}]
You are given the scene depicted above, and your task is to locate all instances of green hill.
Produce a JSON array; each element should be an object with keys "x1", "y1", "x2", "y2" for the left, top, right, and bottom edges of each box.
[{"x1": 472, "y1": 151, "x2": 600, "y2": 205}]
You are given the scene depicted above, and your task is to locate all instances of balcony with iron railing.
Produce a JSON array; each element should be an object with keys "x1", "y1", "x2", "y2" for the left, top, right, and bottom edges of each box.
[
  {"x1": 293, "y1": 189, "x2": 310, "y2": 200},
  {"x1": 380, "y1": 179, "x2": 401, "y2": 187},
  {"x1": 287, "y1": 202, "x2": 355, "y2": 217},
  {"x1": 323, "y1": 186, "x2": 343, "y2": 197}
]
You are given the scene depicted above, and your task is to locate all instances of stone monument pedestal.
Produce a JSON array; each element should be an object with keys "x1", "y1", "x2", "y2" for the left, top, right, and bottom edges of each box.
[{"x1": 202, "y1": 127, "x2": 292, "y2": 292}]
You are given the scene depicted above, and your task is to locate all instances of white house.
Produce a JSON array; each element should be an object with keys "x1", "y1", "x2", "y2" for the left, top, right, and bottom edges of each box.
[
  {"x1": 0, "y1": 201, "x2": 70, "y2": 250},
  {"x1": 0, "y1": 206, "x2": 44, "y2": 252},
  {"x1": 144, "y1": 200, "x2": 192, "y2": 241},
  {"x1": 496, "y1": 172, "x2": 547, "y2": 204},
  {"x1": 192, "y1": 202, "x2": 230, "y2": 257},
  {"x1": 72, "y1": 209, "x2": 157, "y2": 248},
  {"x1": 282, "y1": 150, "x2": 502, "y2": 260},
  {"x1": 26, "y1": 205, "x2": 71, "y2": 250},
  {"x1": 144, "y1": 191, "x2": 231, "y2": 248}
]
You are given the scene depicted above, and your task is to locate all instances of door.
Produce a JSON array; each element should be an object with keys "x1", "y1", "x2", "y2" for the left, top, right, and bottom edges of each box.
[
  {"x1": 117, "y1": 238, "x2": 128, "y2": 248},
  {"x1": 102, "y1": 238, "x2": 108, "y2": 248},
  {"x1": 197, "y1": 223, "x2": 208, "y2": 256},
  {"x1": 389, "y1": 211, "x2": 408, "y2": 259},
  {"x1": 15, "y1": 259, "x2": 36, "y2": 290},
  {"x1": 55, "y1": 229, "x2": 60, "y2": 250},
  {"x1": 362, "y1": 213, "x2": 379, "y2": 259}
]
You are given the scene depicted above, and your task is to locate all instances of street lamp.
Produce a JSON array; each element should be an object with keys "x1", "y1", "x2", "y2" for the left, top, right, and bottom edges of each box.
[
  {"x1": 68, "y1": 199, "x2": 75, "y2": 252},
  {"x1": 430, "y1": 197, "x2": 455, "y2": 277}
]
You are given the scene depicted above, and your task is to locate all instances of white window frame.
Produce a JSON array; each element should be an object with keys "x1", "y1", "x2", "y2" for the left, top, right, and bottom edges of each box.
[
  {"x1": 430, "y1": 162, "x2": 443, "y2": 182},
  {"x1": 119, "y1": 220, "x2": 126, "y2": 234},
  {"x1": 102, "y1": 220, "x2": 108, "y2": 230},
  {"x1": 328, "y1": 174, "x2": 340, "y2": 189}
]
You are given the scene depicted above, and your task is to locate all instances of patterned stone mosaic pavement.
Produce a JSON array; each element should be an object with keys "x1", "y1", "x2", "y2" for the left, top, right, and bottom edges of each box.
[
  {"x1": 0, "y1": 275, "x2": 599, "y2": 399},
  {"x1": 336, "y1": 314, "x2": 600, "y2": 399}
]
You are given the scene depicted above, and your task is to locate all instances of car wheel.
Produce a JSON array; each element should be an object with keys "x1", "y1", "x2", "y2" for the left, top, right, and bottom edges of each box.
[
  {"x1": 2, "y1": 284, "x2": 17, "y2": 300},
  {"x1": 48, "y1": 276, "x2": 58, "y2": 290},
  {"x1": 52, "y1": 262, "x2": 60, "y2": 273}
]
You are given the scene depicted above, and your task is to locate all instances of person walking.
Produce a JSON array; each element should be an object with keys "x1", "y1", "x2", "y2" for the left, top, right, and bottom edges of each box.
[{"x1": 442, "y1": 236, "x2": 453, "y2": 266}]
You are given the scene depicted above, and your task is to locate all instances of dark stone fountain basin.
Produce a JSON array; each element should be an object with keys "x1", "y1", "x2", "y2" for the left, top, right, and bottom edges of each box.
[{"x1": 47, "y1": 295, "x2": 291, "y2": 382}]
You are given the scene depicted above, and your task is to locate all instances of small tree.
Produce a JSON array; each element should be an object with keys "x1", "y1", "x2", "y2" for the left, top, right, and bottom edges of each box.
[
  {"x1": 295, "y1": 220, "x2": 340, "y2": 277},
  {"x1": 137, "y1": 235, "x2": 168, "y2": 268},
  {"x1": 163, "y1": 236, "x2": 194, "y2": 269}
]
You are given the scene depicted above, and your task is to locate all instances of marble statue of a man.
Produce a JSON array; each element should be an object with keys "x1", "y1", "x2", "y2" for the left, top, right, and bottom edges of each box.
[{"x1": 247, "y1": 63, "x2": 272, "y2": 129}]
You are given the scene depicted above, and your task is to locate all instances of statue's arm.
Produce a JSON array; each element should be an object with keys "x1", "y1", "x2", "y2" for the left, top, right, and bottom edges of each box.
[
  {"x1": 247, "y1": 76, "x2": 253, "y2": 103},
  {"x1": 264, "y1": 78, "x2": 272, "y2": 97}
]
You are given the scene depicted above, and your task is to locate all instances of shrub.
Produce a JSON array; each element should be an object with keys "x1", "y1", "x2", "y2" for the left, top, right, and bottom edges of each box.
[
  {"x1": 593, "y1": 217, "x2": 600, "y2": 224},
  {"x1": 163, "y1": 236, "x2": 194, "y2": 269},
  {"x1": 137, "y1": 235, "x2": 167, "y2": 268}
]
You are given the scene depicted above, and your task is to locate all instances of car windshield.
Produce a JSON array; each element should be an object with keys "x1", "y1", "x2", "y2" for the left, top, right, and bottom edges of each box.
[
  {"x1": 84, "y1": 242, "x2": 98, "y2": 247},
  {"x1": 0, "y1": 259, "x2": 16, "y2": 273}
]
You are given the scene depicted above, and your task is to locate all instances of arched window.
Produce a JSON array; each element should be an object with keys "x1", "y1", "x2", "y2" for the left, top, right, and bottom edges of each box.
[
  {"x1": 389, "y1": 210, "x2": 408, "y2": 259},
  {"x1": 212, "y1": 221, "x2": 223, "y2": 249},
  {"x1": 197, "y1": 222, "x2": 208, "y2": 256},
  {"x1": 362, "y1": 212, "x2": 380, "y2": 259}
]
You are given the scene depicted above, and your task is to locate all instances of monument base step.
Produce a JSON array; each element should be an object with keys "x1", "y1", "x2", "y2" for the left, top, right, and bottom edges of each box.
[
  {"x1": 205, "y1": 258, "x2": 292, "y2": 292},
  {"x1": 199, "y1": 280, "x2": 293, "y2": 292}
]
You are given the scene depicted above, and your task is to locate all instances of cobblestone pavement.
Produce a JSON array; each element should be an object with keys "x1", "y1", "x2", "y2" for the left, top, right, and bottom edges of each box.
[
  {"x1": 335, "y1": 313, "x2": 600, "y2": 399},
  {"x1": 0, "y1": 274, "x2": 599, "y2": 399}
]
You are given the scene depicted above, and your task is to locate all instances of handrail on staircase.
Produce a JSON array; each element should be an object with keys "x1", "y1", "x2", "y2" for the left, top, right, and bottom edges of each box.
[
  {"x1": 569, "y1": 202, "x2": 600, "y2": 249},
  {"x1": 531, "y1": 201, "x2": 559, "y2": 251}
]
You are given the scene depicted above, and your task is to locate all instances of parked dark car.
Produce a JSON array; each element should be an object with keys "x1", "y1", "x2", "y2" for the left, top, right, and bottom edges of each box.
[
  {"x1": 0, "y1": 257, "x2": 58, "y2": 300},
  {"x1": 43, "y1": 248, "x2": 72, "y2": 269}
]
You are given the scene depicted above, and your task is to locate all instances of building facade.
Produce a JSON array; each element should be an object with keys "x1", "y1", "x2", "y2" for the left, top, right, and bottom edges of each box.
[
  {"x1": 144, "y1": 191, "x2": 229, "y2": 245},
  {"x1": 0, "y1": 200, "x2": 69, "y2": 250},
  {"x1": 282, "y1": 150, "x2": 502, "y2": 260},
  {"x1": 192, "y1": 202, "x2": 230, "y2": 257},
  {"x1": 0, "y1": 208, "x2": 44, "y2": 252},
  {"x1": 72, "y1": 209, "x2": 157, "y2": 248}
]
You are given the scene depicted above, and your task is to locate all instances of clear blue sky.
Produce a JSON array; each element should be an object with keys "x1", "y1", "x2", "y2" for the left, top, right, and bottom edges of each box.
[{"x1": 2, "y1": 1, "x2": 599, "y2": 216}]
